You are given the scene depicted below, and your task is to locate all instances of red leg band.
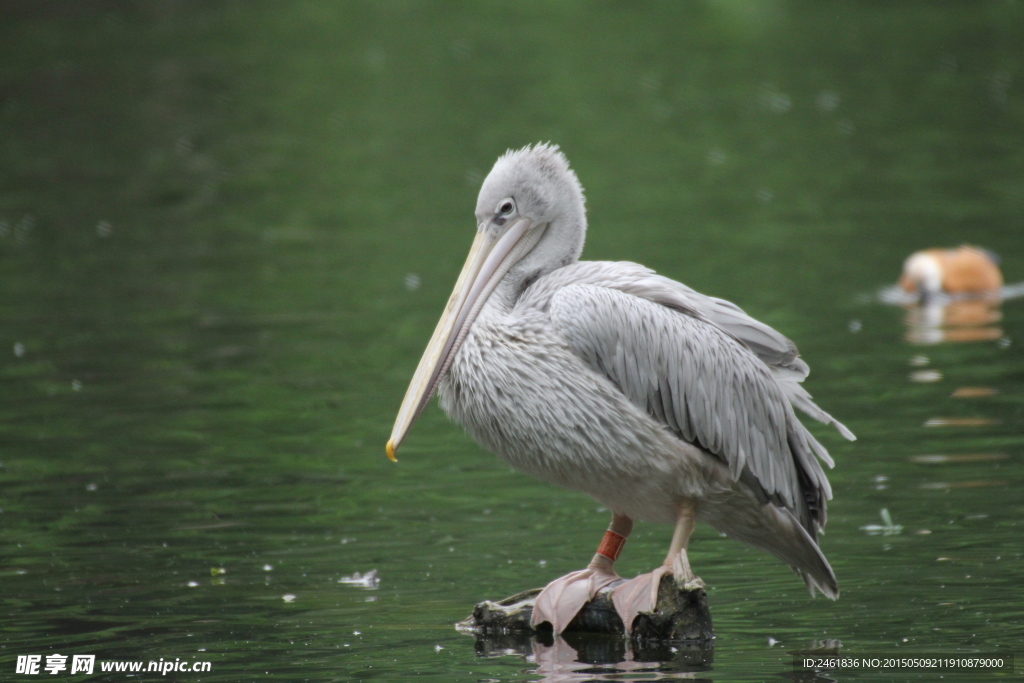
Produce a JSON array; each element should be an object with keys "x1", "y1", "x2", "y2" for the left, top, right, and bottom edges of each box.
[{"x1": 596, "y1": 530, "x2": 627, "y2": 561}]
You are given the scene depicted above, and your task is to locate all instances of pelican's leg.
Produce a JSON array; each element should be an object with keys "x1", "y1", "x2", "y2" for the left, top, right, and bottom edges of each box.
[
  {"x1": 667, "y1": 501, "x2": 705, "y2": 590},
  {"x1": 611, "y1": 499, "x2": 703, "y2": 633},
  {"x1": 531, "y1": 513, "x2": 633, "y2": 633}
]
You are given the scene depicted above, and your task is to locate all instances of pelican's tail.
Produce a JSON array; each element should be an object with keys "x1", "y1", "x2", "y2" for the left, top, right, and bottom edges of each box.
[{"x1": 702, "y1": 493, "x2": 839, "y2": 600}]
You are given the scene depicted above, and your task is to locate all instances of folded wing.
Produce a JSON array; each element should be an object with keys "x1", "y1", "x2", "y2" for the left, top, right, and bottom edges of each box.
[{"x1": 547, "y1": 278, "x2": 849, "y2": 536}]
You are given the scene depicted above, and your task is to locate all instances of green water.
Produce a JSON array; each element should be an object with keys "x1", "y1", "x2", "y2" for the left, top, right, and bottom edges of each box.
[{"x1": 2, "y1": 2, "x2": 1023, "y2": 681}]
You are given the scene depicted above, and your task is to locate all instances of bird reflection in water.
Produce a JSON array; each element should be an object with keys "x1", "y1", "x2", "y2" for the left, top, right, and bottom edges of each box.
[
  {"x1": 530, "y1": 636, "x2": 711, "y2": 682},
  {"x1": 470, "y1": 629, "x2": 843, "y2": 682},
  {"x1": 471, "y1": 629, "x2": 713, "y2": 682},
  {"x1": 902, "y1": 295, "x2": 1003, "y2": 345}
]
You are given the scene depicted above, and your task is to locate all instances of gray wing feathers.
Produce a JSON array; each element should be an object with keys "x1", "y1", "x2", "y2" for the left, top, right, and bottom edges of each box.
[
  {"x1": 551, "y1": 284, "x2": 816, "y2": 521},
  {"x1": 522, "y1": 261, "x2": 855, "y2": 443},
  {"x1": 614, "y1": 272, "x2": 854, "y2": 444},
  {"x1": 772, "y1": 370, "x2": 856, "y2": 444}
]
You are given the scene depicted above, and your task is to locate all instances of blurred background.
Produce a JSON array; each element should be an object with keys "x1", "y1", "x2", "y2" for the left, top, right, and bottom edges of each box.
[{"x1": 1, "y1": 2, "x2": 1022, "y2": 680}]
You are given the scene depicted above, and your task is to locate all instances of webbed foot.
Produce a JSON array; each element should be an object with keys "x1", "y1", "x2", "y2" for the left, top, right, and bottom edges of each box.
[{"x1": 531, "y1": 562, "x2": 622, "y2": 633}]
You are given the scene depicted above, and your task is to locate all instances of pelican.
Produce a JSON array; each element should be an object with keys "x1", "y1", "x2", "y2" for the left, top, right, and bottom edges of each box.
[
  {"x1": 387, "y1": 144, "x2": 855, "y2": 633},
  {"x1": 899, "y1": 246, "x2": 1003, "y2": 299}
]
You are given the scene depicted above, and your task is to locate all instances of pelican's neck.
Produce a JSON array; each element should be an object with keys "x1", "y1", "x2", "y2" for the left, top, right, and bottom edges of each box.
[
  {"x1": 487, "y1": 273, "x2": 526, "y2": 314},
  {"x1": 496, "y1": 214, "x2": 585, "y2": 309}
]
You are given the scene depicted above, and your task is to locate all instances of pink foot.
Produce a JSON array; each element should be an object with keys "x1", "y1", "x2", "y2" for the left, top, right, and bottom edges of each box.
[
  {"x1": 531, "y1": 565, "x2": 622, "y2": 633},
  {"x1": 610, "y1": 566, "x2": 673, "y2": 633}
]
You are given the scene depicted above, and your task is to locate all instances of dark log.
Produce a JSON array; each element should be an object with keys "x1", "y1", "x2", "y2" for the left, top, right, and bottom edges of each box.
[{"x1": 458, "y1": 574, "x2": 714, "y2": 643}]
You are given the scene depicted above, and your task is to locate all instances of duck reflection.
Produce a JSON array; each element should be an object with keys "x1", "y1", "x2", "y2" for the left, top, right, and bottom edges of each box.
[{"x1": 902, "y1": 296, "x2": 1003, "y2": 345}]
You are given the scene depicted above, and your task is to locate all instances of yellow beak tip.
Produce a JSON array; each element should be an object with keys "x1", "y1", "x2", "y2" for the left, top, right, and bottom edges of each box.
[{"x1": 385, "y1": 439, "x2": 398, "y2": 462}]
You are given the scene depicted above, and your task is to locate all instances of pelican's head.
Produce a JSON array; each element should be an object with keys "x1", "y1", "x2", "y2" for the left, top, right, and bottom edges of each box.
[
  {"x1": 475, "y1": 143, "x2": 587, "y2": 285},
  {"x1": 386, "y1": 143, "x2": 586, "y2": 461}
]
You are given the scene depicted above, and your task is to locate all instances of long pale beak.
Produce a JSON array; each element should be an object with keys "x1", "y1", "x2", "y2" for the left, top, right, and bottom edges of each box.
[{"x1": 386, "y1": 218, "x2": 538, "y2": 461}]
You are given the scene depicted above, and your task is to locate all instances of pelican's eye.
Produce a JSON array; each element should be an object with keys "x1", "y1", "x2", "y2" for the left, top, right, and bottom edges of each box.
[{"x1": 497, "y1": 199, "x2": 515, "y2": 216}]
